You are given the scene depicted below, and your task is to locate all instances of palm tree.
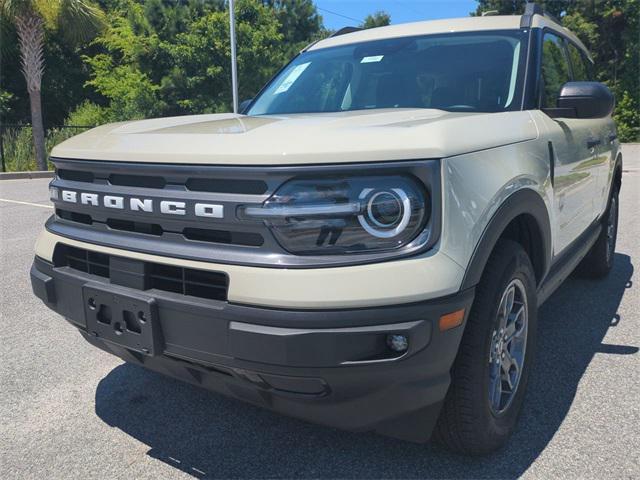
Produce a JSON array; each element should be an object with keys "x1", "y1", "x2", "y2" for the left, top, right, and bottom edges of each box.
[{"x1": 0, "y1": 0, "x2": 103, "y2": 170}]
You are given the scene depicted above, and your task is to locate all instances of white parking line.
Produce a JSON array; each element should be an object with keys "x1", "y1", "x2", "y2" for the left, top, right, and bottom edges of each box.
[{"x1": 0, "y1": 198, "x2": 53, "y2": 209}]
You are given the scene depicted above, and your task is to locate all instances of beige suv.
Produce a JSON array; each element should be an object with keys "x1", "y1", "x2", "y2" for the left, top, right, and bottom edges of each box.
[{"x1": 31, "y1": 4, "x2": 621, "y2": 454}]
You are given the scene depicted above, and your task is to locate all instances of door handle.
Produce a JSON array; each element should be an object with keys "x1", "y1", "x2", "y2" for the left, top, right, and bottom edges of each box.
[{"x1": 586, "y1": 138, "x2": 601, "y2": 149}]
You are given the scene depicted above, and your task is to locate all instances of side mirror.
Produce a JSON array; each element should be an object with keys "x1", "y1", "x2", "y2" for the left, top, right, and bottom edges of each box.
[
  {"x1": 545, "y1": 82, "x2": 614, "y2": 119},
  {"x1": 239, "y1": 98, "x2": 253, "y2": 114}
]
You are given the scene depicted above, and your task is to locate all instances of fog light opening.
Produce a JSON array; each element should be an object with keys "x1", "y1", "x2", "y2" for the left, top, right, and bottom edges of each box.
[{"x1": 386, "y1": 334, "x2": 409, "y2": 353}]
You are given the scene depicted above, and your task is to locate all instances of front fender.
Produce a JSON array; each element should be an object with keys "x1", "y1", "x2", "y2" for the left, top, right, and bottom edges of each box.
[
  {"x1": 460, "y1": 188, "x2": 552, "y2": 289},
  {"x1": 440, "y1": 139, "x2": 554, "y2": 290}
]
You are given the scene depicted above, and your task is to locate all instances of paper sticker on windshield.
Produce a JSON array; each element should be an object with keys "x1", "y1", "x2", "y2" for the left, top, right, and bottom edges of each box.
[
  {"x1": 274, "y1": 62, "x2": 311, "y2": 94},
  {"x1": 361, "y1": 55, "x2": 384, "y2": 63}
]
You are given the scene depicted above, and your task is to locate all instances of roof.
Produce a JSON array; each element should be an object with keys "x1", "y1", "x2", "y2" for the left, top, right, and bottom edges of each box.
[{"x1": 307, "y1": 14, "x2": 590, "y2": 58}]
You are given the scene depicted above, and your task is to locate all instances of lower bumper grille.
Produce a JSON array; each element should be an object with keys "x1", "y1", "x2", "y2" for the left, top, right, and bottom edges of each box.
[{"x1": 53, "y1": 245, "x2": 228, "y2": 302}]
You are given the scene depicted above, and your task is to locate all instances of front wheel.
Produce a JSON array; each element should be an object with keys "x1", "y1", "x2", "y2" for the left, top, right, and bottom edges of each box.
[{"x1": 435, "y1": 239, "x2": 537, "y2": 454}]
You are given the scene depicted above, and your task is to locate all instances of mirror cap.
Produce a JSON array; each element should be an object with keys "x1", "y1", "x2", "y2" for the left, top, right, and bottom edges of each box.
[{"x1": 557, "y1": 81, "x2": 614, "y2": 119}]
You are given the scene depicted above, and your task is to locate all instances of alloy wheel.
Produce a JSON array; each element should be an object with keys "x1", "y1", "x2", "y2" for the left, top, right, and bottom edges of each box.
[{"x1": 488, "y1": 278, "x2": 528, "y2": 415}]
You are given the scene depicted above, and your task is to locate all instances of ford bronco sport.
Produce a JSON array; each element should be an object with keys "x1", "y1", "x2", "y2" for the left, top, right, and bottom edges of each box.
[{"x1": 31, "y1": 3, "x2": 622, "y2": 454}]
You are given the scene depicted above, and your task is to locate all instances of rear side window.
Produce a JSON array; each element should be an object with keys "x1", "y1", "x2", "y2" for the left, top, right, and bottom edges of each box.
[
  {"x1": 540, "y1": 33, "x2": 571, "y2": 108},
  {"x1": 567, "y1": 42, "x2": 594, "y2": 81}
]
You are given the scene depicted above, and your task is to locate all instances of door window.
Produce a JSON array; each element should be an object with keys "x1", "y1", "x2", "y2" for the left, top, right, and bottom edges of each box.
[
  {"x1": 540, "y1": 33, "x2": 571, "y2": 108},
  {"x1": 567, "y1": 42, "x2": 594, "y2": 81}
]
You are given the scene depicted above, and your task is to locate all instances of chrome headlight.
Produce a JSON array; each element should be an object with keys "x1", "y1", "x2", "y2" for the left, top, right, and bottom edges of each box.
[{"x1": 241, "y1": 175, "x2": 428, "y2": 255}]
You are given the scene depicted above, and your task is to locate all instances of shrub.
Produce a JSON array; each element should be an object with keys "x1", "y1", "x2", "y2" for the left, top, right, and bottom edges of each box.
[
  {"x1": 66, "y1": 101, "x2": 108, "y2": 127},
  {"x1": 2, "y1": 126, "x2": 36, "y2": 172},
  {"x1": 2, "y1": 122, "x2": 94, "y2": 172}
]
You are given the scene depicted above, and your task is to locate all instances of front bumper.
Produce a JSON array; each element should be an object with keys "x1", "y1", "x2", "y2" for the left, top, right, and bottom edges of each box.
[
  {"x1": 35, "y1": 229, "x2": 465, "y2": 309},
  {"x1": 31, "y1": 256, "x2": 474, "y2": 442}
]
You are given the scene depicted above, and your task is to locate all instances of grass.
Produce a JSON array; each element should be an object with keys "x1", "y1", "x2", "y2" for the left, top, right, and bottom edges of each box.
[{"x1": 1, "y1": 126, "x2": 91, "y2": 172}]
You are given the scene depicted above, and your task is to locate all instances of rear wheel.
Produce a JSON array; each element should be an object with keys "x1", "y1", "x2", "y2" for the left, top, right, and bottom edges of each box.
[
  {"x1": 576, "y1": 187, "x2": 619, "y2": 278},
  {"x1": 435, "y1": 240, "x2": 537, "y2": 454}
]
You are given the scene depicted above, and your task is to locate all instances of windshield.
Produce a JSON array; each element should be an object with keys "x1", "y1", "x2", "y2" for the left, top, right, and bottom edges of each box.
[{"x1": 248, "y1": 30, "x2": 528, "y2": 115}]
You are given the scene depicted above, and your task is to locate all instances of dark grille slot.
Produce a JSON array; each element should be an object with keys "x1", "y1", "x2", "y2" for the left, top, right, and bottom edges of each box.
[
  {"x1": 149, "y1": 263, "x2": 182, "y2": 279},
  {"x1": 57, "y1": 209, "x2": 93, "y2": 225},
  {"x1": 148, "y1": 264, "x2": 184, "y2": 295},
  {"x1": 57, "y1": 169, "x2": 94, "y2": 183},
  {"x1": 148, "y1": 263, "x2": 227, "y2": 301},
  {"x1": 184, "y1": 269, "x2": 228, "y2": 301},
  {"x1": 54, "y1": 245, "x2": 109, "y2": 278},
  {"x1": 109, "y1": 174, "x2": 166, "y2": 189},
  {"x1": 152, "y1": 262, "x2": 230, "y2": 300},
  {"x1": 186, "y1": 178, "x2": 268, "y2": 195},
  {"x1": 107, "y1": 218, "x2": 163, "y2": 236},
  {"x1": 87, "y1": 251, "x2": 110, "y2": 277},
  {"x1": 183, "y1": 227, "x2": 263, "y2": 247},
  {"x1": 53, "y1": 245, "x2": 228, "y2": 301},
  {"x1": 151, "y1": 277, "x2": 184, "y2": 295}
]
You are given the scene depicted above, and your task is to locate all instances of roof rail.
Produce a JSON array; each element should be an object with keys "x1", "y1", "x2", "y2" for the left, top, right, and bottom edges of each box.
[
  {"x1": 330, "y1": 26, "x2": 362, "y2": 37},
  {"x1": 520, "y1": 1, "x2": 563, "y2": 28}
]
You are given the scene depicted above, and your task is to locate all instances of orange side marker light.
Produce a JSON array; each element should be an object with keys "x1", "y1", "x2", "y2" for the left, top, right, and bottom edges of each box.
[{"x1": 439, "y1": 309, "x2": 466, "y2": 331}]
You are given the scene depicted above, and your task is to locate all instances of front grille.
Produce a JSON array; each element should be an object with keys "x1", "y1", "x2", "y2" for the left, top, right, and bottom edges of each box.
[
  {"x1": 53, "y1": 245, "x2": 228, "y2": 302},
  {"x1": 109, "y1": 173, "x2": 166, "y2": 189},
  {"x1": 48, "y1": 157, "x2": 440, "y2": 268},
  {"x1": 57, "y1": 169, "x2": 94, "y2": 183},
  {"x1": 55, "y1": 208, "x2": 263, "y2": 247},
  {"x1": 182, "y1": 227, "x2": 264, "y2": 246},
  {"x1": 106, "y1": 218, "x2": 163, "y2": 236},
  {"x1": 185, "y1": 177, "x2": 267, "y2": 195},
  {"x1": 55, "y1": 166, "x2": 267, "y2": 195},
  {"x1": 56, "y1": 208, "x2": 92, "y2": 225}
]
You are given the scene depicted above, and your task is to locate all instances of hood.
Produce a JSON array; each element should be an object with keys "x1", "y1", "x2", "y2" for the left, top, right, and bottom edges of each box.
[{"x1": 51, "y1": 109, "x2": 538, "y2": 165}]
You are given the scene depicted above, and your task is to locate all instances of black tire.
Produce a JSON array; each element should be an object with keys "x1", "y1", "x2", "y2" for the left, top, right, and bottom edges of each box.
[
  {"x1": 434, "y1": 239, "x2": 538, "y2": 455},
  {"x1": 576, "y1": 187, "x2": 619, "y2": 278}
]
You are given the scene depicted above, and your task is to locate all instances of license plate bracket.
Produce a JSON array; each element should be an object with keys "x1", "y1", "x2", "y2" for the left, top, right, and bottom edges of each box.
[{"x1": 83, "y1": 283, "x2": 162, "y2": 356}]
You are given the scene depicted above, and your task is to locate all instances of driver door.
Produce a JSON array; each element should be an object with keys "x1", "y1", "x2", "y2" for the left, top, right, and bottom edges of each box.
[{"x1": 538, "y1": 32, "x2": 602, "y2": 255}]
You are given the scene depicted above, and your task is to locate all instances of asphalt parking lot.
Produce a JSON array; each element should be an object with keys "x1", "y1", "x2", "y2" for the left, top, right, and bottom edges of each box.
[{"x1": 1, "y1": 145, "x2": 638, "y2": 479}]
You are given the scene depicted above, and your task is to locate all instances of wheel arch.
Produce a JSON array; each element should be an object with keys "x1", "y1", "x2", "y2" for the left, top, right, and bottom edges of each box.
[
  {"x1": 460, "y1": 189, "x2": 552, "y2": 290},
  {"x1": 614, "y1": 152, "x2": 623, "y2": 193}
]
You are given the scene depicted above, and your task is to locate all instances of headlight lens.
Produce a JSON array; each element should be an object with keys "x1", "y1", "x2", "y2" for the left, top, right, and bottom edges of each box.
[{"x1": 241, "y1": 175, "x2": 428, "y2": 255}]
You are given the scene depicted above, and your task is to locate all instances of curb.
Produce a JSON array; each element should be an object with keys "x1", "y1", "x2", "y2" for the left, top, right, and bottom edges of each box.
[{"x1": 0, "y1": 171, "x2": 54, "y2": 180}]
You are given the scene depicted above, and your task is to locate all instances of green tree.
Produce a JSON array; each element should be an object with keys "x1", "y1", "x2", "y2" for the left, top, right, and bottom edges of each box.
[
  {"x1": 262, "y1": 0, "x2": 322, "y2": 54},
  {"x1": 473, "y1": 1, "x2": 576, "y2": 17},
  {"x1": 83, "y1": 1, "x2": 164, "y2": 120},
  {"x1": 362, "y1": 10, "x2": 391, "y2": 29},
  {"x1": 0, "y1": 88, "x2": 13, "y2": 117},
  {"x1": 0, "y1": 0, "x2": 104, "y2": 169},
  {"x1": 1, "y1": 11, "x2": 98, "y2": 127},
  {"x1": 165, "y1": 0, "x2": 285, "y2": 112},
  {"x1": 85, "y1": 0, "x2": 286, "y2": 118},
  {"x1": 561, "y1": 1, "x2": 639, "y2": 141}
]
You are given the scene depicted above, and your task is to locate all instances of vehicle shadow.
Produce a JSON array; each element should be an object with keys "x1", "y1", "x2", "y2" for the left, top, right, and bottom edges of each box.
[{"x1": 95, "y1": 253, "x2": 635, "y2": 479}]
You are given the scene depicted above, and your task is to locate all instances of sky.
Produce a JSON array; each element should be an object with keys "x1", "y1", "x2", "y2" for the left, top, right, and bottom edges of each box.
[{"x1": 314, "y1": 0, "x2": 479, "y2": 30}]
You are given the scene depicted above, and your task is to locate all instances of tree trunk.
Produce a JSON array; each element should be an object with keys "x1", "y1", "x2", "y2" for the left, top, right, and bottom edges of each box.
[
  {"x1": 15, "y1": 14, "x2": 47, "y2": 170},
  {"x1": 29, "y1": 90, "x2": 47, "y2": 170}
]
